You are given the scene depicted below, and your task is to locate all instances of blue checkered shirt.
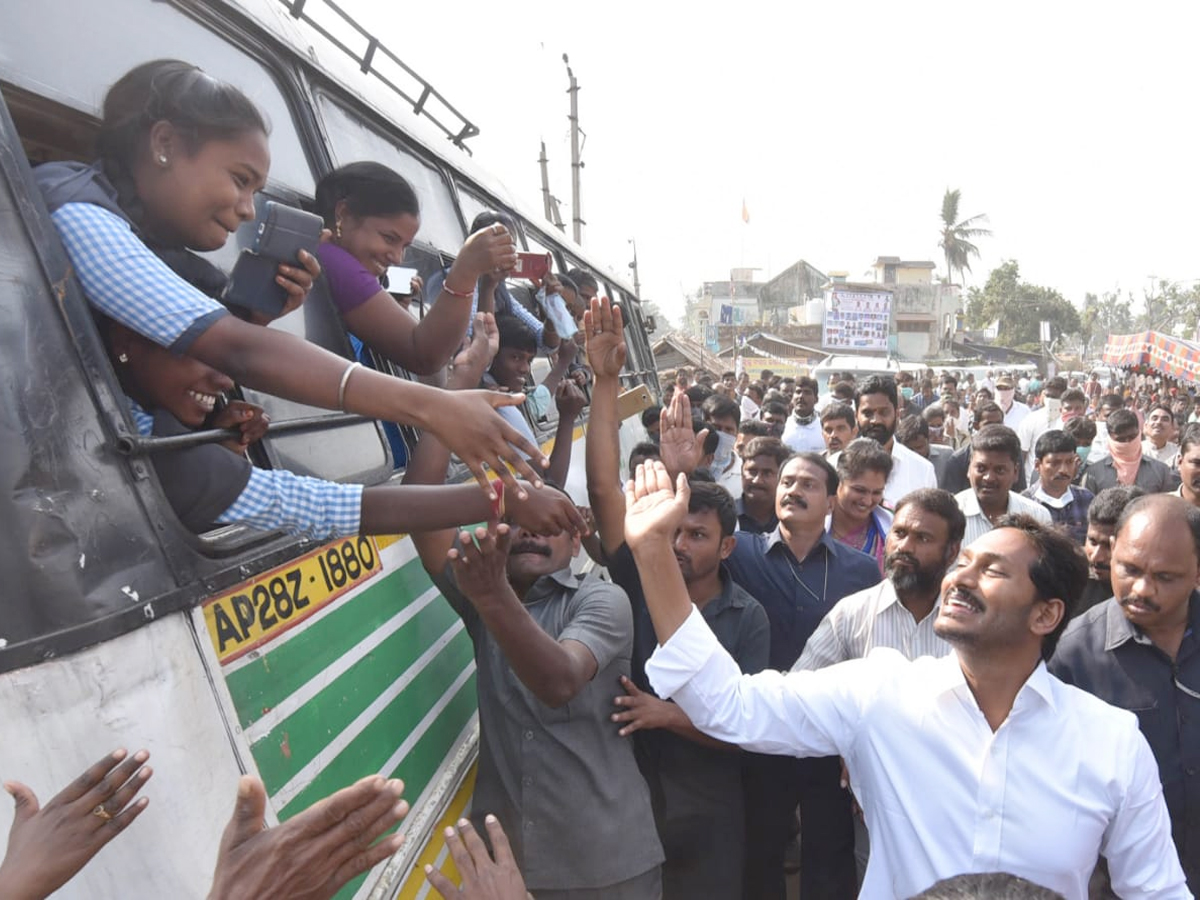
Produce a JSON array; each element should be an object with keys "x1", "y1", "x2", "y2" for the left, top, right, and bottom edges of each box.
[
  {"x1": 51, "y1": 202, "x2": 228, "y2": 351},
  {"x1": 128, "y1": 399, "x2": 362, "y2": 538}
]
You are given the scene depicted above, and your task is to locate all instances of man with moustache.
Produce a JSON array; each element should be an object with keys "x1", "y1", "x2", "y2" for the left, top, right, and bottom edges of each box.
[
  {"x1": 1051, "y1": 494, "x2": 1200, "y2": 893},
  {"x1": 852, "y1": 376, "x2": 937, "y2": 508},
  {"x1": 1142, "y1": 403, "x2": 1180, "y2": 466},
  {"x1": 585, "y1": 297, "x2": 768, "y2": 899},
  {"x1": 819, "y1": 403, "x2": 858, "y2": 457},
  {"x1": 1022, "y1": 430, "x2": 1094, "y2": 545},
  {"x1": 955, "y1": 425, "x2": 1051, "y2": 546},
  {"x1": 736, "y1": 436, "x2": 788, "y2": 534},
  {"x1": 782, "y1": 377, "x2": 826, "y2": 453},
  {"x1": 796, "y1": 488, "x2": 965, "y2": 669},
  {"x1": 1077, "y1": 485, "x2": 1146, "y2": 614},
  {"x1": 623, "y1": 465, "x2": 1189, "y2": 899},
  {"x1": 1173, "y1": 423, "x2": 1200, "y2": 509},
  {"x1": 723, "y1": 450, "x2": 880, "y2": 900}
]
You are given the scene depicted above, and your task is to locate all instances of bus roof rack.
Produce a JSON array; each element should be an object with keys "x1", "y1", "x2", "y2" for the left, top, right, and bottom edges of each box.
[{"x1": 282, "y1": 0, "x2": 480, "y2": 153}]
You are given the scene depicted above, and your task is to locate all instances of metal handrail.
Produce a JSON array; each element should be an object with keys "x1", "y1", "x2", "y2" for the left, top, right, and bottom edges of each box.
[
  {"x1": 115, "y1": 412, "x2": 368, "y2": 456},
  {"x1": 282, "y1": 0, "x2": 480, "y2": 152}
]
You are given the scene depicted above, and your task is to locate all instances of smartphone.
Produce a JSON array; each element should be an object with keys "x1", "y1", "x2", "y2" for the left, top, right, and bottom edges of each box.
[
  {"x1": 617, "y1": 385, "x2": 654, "y2": 422},
  {"x1": 224, "y1": 201, "x2": 324, "y2": 318},
  {"x1": 386, "y1": 266, "x2": 420, "y2": 294},
  {"x1": 512, "y1": 251, "x2": 551, "y2": 281}
]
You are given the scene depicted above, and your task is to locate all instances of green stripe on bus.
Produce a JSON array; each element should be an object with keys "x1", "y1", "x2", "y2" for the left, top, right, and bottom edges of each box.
[
  {"x1": 224, "y1": 556, "x2": 436, "y2": 728},
  {"x1": 277, "y1": 668, "x2": 477, "y2": 820},
  {"x1": 252, "y1": 620, "x2": 473, "y2": 791},
  {"x1": 326, "y1": 677, "x2": 478, "y2": 900}
]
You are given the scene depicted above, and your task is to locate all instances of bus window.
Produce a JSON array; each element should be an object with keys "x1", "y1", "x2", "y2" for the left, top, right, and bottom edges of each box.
[
  {"x1": 456, "y1": 186, "x2": 517, "y2": 242},
  {"x1": 0, "y1": 0, "x2": 314, "y2": 195},
  {"x1": 317, "y1": 93, "x2": 465, "y2": 253}
]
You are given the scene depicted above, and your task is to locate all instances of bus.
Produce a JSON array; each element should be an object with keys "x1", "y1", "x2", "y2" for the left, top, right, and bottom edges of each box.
[{"x1": 0, "y1": 1, "x2": 658, "y2": 896}]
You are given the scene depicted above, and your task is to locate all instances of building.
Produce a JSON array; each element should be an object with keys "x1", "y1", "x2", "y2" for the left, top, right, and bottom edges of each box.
[
  {"x1": 867, "y1": 256, "x2": 962, "y2": 360},
  {"x1": 758, "y1": 260, "x2": 828, "y2": 328}
]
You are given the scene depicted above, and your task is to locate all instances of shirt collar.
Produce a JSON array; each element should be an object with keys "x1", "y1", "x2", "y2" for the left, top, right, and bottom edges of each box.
[
  {"x1": 931, "y1": 651, "x2": 1058, "y2": 711},
  {"x1": 1032, "y1": 483, "x2": 1074, "y2": 509},
  {"x1": 706, "y1": 564, "x2": 751, "y2": 616},
  {"x1": 764, "y1": 526, "x2": 835, "y2": 563},
  {"x1": 1104, "y1": 591, "x2": 1200, "y2": 651}
]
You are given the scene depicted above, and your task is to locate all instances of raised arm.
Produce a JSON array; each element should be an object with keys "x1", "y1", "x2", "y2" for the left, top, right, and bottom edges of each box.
[
  {"x1": 659, "y1": 391, "x2": 708, "y2": 480},
  {"x1": 450, "y1": 524, "x2": 598, "y2": 708},
  {"x1": 583, "y1": 296, "x2": 629, "y2": 557},
  {"x1": 544, "y1": 380, "x2": 586, "y2": 487},
  {"x1": 343, "y1": 225, "x2": 517, "y2": 374}
]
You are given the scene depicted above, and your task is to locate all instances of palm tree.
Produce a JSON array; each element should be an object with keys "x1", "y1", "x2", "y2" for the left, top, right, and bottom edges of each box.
[{"x1": 938, "y1": 189, "x2": 991, "y2": 286}]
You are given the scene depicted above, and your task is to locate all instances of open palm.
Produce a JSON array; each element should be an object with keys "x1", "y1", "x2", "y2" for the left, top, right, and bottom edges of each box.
[
  {"x1": 584, "y1": 297, "x2": 627, "y2": 378},
  {"x1": 623, "y1": 461, "x2": 690, "y2": 548}
]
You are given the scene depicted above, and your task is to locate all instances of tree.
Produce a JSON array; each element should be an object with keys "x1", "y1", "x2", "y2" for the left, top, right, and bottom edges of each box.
[
  {"x1": 1136, "y1": 279, "x2": 1200, "y2": 336},
  {"x1": 965, "y1": 260, "x2": 1080, "y2": 348},
  {"x1": 1080, "y1": 291, "x2": 1134, "y2": 358},
  {"x1": 938, "y1": 189, "x2": 992, "y2": 287}
]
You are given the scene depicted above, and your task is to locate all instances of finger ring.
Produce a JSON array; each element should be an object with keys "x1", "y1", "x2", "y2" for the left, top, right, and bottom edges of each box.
[
  {"x1": 92, "y1": 804, "x2": 112, "y2": 821},
  {"x1": 593, "y1": 328, "x2": 603, "y2": 336}
]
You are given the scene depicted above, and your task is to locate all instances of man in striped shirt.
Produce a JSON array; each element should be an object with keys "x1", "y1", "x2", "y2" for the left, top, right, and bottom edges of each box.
[{"x1": 795, "y1": 488, "x2": 965, "y2": 670}]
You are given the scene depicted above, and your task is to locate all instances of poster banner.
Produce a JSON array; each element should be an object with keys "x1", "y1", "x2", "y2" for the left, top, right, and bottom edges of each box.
[{"x1": 822, "y1": 290, "x2": 891, "y2": 351}]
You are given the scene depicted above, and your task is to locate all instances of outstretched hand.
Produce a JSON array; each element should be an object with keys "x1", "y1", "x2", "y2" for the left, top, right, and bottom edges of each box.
[
  {"x1": 623, "y1": 460, "x2": 690, "y2": 551},
  {"x1": 658, "y1": 391, "x2": 707, "y2": 478},
  {"x1": 583, "y1": 297, "x2": 626, "y2": 379},
  {"x1": 207, "y1": 774, "x2": 407, "y2": 900},
  {"x1": 425, "y1": 815, "x2": 526, "y2": 900},
  {"x1": 447, "y1": 313, "x2": 499, "y2": 391},
  {"x1": 0, "y1": 749, "x2": 152, "y2": 900},
  {"x1": 448, "y1": 524, "x2": 515, "y2": 608}
]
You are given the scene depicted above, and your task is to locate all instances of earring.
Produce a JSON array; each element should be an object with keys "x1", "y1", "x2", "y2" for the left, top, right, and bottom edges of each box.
[
  {"x1": 118, "y1": 352, "x2": 129, "y2": 363},
  {"x1": 335, "y1": 220, "x2": 343, "y2": 241},
  {"x1": 157, "y1": 154, "x2": 168, "y2": 166}
]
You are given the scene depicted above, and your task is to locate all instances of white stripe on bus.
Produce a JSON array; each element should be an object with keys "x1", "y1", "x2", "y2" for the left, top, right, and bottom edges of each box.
[{"x1": 269, "y1": 619, "x2": 470, "y2": 808}]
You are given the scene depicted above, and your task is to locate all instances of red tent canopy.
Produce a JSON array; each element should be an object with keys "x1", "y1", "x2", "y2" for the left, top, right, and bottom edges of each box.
[{"x1": 1102, "y1": 331, "x2": 1200, "y2": 383}]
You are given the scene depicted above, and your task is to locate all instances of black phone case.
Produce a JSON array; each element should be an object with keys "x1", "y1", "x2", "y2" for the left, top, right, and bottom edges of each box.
[
  {"x1": 254, "y1": 201, "x2": 324, "y2": 262},
  {"x1": 224, "y1": 250, "x2": 288, "y2": 318}
]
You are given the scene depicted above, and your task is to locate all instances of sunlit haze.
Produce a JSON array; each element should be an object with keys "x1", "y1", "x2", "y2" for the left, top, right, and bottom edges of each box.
[{"x1": 342, "y1": 0, "x2": 1200, "y2": 326}]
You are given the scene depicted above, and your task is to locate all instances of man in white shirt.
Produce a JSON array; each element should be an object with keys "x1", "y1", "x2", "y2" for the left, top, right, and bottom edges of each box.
[
  {"x1": 796, "y1": 488, "x2": 964, "y2": 670},
  {"x1": 1017, "y1": 376, "x2": 1069, "y2": 481},
  {"x1": 1143, "y1": 402, "x2": 1180, "y2": 467},
  {"x1": 955, "y1": 424, "x2": 1052, "y2": 546},
  {"x1": 994, "y1": 373, "x2": 1031, "y2": 431},
  {"x1": 854, "y1": 376, "x2": 937, "y2": 508},
  {"x1": 621, "y1": 462, "x2": 1188, "y2": 900},
  {"x1": 781, "y1": 376, "x2": 825, "y2": 453}
]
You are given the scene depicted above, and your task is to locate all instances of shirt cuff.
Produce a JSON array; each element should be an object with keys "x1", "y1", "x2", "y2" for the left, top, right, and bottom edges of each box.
[{"x1": 645, "y1": 605, "x2": 721, "y2": 699}]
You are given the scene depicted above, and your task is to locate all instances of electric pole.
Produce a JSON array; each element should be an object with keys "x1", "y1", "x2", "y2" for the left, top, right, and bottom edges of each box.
[
  {"x1": 564, "y1": 53, "x2": 584, "y2": 245},
  {"x1": 628, "y1": 238, "x2": 641, "y2": 299}
]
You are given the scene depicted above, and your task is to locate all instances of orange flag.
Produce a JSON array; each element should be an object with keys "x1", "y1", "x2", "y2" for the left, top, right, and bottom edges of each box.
[{"x1": 741, "y1": 198, "x2": 750, "y2": 224}]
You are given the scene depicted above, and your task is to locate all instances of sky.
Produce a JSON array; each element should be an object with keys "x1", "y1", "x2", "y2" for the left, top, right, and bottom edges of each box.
[{"x1": 339, "y1": 0, "x2": 1200, "y2": 329}]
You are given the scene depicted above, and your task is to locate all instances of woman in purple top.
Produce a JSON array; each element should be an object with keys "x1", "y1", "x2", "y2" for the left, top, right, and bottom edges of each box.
[{"x1": 314, "y1": 162, "x2": 517, "y2": 374}]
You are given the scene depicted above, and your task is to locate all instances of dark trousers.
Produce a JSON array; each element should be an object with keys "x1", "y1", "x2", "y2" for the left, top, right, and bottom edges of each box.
[{"x1": 742, "y1": 753, "x2": 856, "y2": 900}]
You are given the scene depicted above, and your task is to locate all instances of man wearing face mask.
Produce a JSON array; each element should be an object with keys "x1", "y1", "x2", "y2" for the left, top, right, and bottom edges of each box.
[
  {"x1": 781, "y1": 376, "x2": 825, "y2": 453},
  {"x1": 1017, "y1": 376, "x2": 1069, "y2": 482},
  {"x1": 1022, "y1": 430, "x2": 1094, "y2": 545},
  {"x1": 1081, "y1": 409, "x2": 1177, "y2": 494},
  {"x1": 993, "y1": 373, "x2": 1031, "y2": 430},
  {"x1": 702, "y1": 394, "x2": 742, "y2": 485}
]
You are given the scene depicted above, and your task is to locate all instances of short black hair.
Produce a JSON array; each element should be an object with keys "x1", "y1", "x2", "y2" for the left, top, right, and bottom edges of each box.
[
  {"x1": 641, "y1": 405, "x2": 662, "y2": 429},
  {"x1": 994, "y1": 513, "x2": 1089, "y2": 659},
  {"x1": 1033, "y1": 429, "x2": 1076, "y2": 460},
  {"x1": 1088, "y1": 485, "x2": 1146, "y2": 527},
  {"x1": 922, "y1": 404, "x2": 945, "y2": 422},
  {"x1": 855, "y1": 375, "x2": 898, "y2": 410},
  {"x1": 1181, "y1": 422, "x2": 1200, "y2": 455},
  {"x1": 761, "y1": 399, "x2": 790, "y2": 419},
  {"x1": 628, "y1": 441, "x2": 660, "y2": 469},
  {"x1": 693, "y1": 419, "x2": 719, "y2": 455},
  {"x1": 1063, "y1": 415, "x2": 1096, "y2": 445},
  {"x1": 495, "y1": 314, "x2": 536, "y2": 354},
  {"x1": 685, "y1": 385, "x2": 713, "y2": 406},
  {"x1": 795, "y1": 376, "x2": 818, "y2": 394},
  {"x1": 895, "y1": 415, "x2": 929, "y2": 446},
  {"x1": 687, "y1": 480, "x2": 737, "y2": 537},
  {"x1": 1043, "y1": 376, "x2": 1068, "y2": 396},
  {"x1": 971, "y1": 424, "x2": 1021, "y2": 467},
  {"x1": 831, "y1": 381, "x2": 856, "y2": 401},
  {"x1": 468, "y1": 210, "x2": 517, "y2": 234},
  {"x1": 1147, "y1": 402, "x2": 1174, "y2": 420},
  {"x1": 837, "y1": 438, "x2": 894, "y2": 481},
  {"x1": 1105, "y1": 408, "x2": 1139, "y2": 435},
  {"x1": 820, "y1": 403, "x2": 857, "y2": 429},
  {"x1": 1099, "y1": 392, "x2": 1125, "y2": 411},
  {"x1": 895, "y1": 488, "x2": 966, "y2": 545},
  {"x1": 566, "y1": 267, "x2": 599, "y2": 292},
  {"x1": 784, "y1": 452, "x2": 839, "y2": 495},
  {"x1": 1060, "y1": 388, "x2": 1087, "y2": 406},
  {"x1": 910, "y1": 872, "x2": 1065, "y2": 900},
  {"x1": 315, "y1": 161, "x2": 419, "y2": 227},
  {"x1": 702, "y1": 394, "x2": 741, "y2": 426},
  {"x1": 1114, "y1": 494, "x2": 1200, "y2": 563},
  {"x1": 738, "y1": 419, "x2": 771, "y2": 438},
  {"x1": 743, "y1": 436, "x2": 791, "y2": 467}
]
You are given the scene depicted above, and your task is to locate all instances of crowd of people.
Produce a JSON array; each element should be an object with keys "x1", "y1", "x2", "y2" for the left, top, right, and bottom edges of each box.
[{"x1": 0, "y1": 58, "x2": 1195, "y2": 900}]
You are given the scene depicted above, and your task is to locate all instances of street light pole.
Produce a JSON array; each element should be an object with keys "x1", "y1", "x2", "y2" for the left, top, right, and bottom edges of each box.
[{"x1": 628, "y1": 239, "x2": 641, "y2": 299}]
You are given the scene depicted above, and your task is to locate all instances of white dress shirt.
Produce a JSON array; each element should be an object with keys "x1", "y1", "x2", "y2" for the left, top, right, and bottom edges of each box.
[
  {"x1": 885, "y1": 440, "x2": 938, "y2": 509},
  {"x1": 954, "y1": 488, "x2": 1053, "y2": 547},
  {"x1": 1002, "y1": 398, "x2": 1032, "y2": 431},
  {"x1": 646, "y1": 608, "x2": 1189, "y2": 900},
  {"x1": 793, "y1": 579, "x2": 950, "y2": 671},
  {"x1": 781, "y1": 415, "x2": 825, "y2": 453},
  {"x1": 1017, "y1": 406, "x2": 1054, "y2": 482},
  {"x1": 1142, "y1": 438, "x2": 1179, "y2": 467}
]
